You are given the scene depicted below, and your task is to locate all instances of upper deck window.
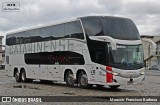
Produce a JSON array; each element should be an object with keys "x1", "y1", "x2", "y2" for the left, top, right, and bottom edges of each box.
[
  {"x1": 81, "y1": 17, "x2": 140, "y2": 40},
  {"x1": 65, "y1": 21, "x2": 84, "y2": 39},
  {"x1": 81, "y1": 18, "x2": 103, "y2": 36},
  {"x1": 6, "y1": 20, "x2": 84, "y2": 45}
]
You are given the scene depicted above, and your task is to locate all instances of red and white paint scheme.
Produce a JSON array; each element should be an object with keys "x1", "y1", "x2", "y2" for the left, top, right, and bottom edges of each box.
[{"x1": 5, "y1": 16, "x2": 145, "y2": 89}]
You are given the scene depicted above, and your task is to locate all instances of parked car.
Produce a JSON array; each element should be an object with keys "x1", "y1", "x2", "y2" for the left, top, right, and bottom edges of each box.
[{"x1": 149, "y1": 65, "x2": 160, "y2": 70}]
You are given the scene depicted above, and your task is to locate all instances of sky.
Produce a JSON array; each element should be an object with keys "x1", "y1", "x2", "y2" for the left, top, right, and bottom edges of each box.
[{"x1": 0, "y1": 0, "x2": 160, "y2": 44}]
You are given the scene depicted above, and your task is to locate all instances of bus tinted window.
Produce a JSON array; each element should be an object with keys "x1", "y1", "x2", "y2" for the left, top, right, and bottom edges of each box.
[
  {"x1": 81, "y1": 17, "x2": 140, "y2": 40},
  {"x1": 65, "y1": 21, "x2": 84, "y2": 39},
  {"x1": 81, "y1": 18, "x2": 103, "y2": 36},
  {"x1": 102, "y1": 17, "x2": 140, "y2": 40},
  {"x1": 25, "y1": 51, "x2": 85, "y2": 65},
  {"x1": 40, "y1": 24, "x2": 65, "y2": 40},
  {"x1": 6, "y1": 20, "x2": 84, "y2": 46},
  {"x1": 52, "y1": 24, "x2": 65, "y2": 38},
  {"x1": 87, "y1": 39, "x2": 108, "y2": 65}
]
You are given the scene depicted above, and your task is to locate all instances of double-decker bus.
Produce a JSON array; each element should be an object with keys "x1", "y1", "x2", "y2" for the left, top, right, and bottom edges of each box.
[{"x1": 5, "y1": 16, "x2": 145, "y2": 88}]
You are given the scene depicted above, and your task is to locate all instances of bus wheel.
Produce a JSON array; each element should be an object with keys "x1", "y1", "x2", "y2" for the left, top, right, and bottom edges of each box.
[
  {"x1": 65, "y1": 71, "x2": 74, "y2": 87},
  {"x1": 109, "y1": 85, "x2": 120, "y2": 89},
  {"x1": 15, "y1": 70, "x2": 21, "y2": 82},
  {"x1": 21, "y1": 70, "x2": 27, "y2": 82},
  {"x1": 78, "y1": 71, "x2": 90, "y2": 88},
  {"x1": 21, "y1": 70, "x2": 32, "y2": 82}
]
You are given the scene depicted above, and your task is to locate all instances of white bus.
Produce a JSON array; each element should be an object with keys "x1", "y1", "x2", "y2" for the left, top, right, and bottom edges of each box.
[{"x1": 5, "y1": 16, "x2": 145, "y2": 88}]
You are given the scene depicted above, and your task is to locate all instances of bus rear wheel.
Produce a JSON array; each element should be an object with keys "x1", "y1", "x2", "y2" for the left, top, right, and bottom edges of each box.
[
  {"x1": 78, "y1": 71, "x2": 91, "y2": 88},
  {"x1": 21, "y1": 70, "x2": 32, "y2": 83},
  {"x1": 65, "y1": 71, "x2": 74, "y2": 87},
  {"x1": 15, "y1": 70, "x2": 21, "y2": 82}
]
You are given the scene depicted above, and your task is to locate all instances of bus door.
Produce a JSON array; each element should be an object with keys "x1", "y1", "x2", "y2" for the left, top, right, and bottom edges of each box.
[{"x1": 94, "y1": 48, "x2": 108, "y2": 83}]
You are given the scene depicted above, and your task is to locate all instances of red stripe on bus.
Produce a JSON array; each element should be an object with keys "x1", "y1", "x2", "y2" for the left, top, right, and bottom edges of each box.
[
  {"x1": 106, "y1": 66, "x2": 112, "y2": 71},
  {"x1": 106, "y1": 73, "x2": 113, "y2": 83},
  {"x1": 106, "y1": 66, "x2": 113, "y2": 83}
]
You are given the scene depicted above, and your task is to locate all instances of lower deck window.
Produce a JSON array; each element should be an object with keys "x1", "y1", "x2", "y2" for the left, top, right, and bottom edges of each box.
[{"x1": 24, "y1": 51, "x2": 85, "y2": 65}]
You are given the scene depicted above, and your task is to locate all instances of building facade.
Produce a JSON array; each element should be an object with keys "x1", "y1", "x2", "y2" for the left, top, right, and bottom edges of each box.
[
  {"x1": 0, "y1": 36, "x2": 4, "y2": 64},
  {"x1": 141, "y1": 35, "x2": 160, "y2": 69}
]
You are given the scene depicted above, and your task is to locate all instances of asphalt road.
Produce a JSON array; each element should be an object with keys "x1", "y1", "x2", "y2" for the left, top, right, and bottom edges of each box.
[{"x1": 0, "y1": 69, "x2": 159, "y2": 105}]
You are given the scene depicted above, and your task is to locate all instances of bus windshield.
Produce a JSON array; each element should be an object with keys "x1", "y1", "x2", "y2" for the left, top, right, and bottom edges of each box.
[
  {"x1": 102, "y1": 17, "x2": 140, "y2": 40},
  {"x1": 81, "y1": 16, "x2": 140, "y2": 40},
  {"x1": 109, "y1": 44, "x2": 144, "y2": 70}
]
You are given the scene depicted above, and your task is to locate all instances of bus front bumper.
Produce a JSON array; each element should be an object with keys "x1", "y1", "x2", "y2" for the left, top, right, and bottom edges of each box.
[{"x1": 106, "y1": 75, "x2": 145, "y2": 86}]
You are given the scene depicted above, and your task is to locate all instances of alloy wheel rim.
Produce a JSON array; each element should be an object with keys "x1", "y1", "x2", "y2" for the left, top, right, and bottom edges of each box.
[
  {"x1": 22, "y1": 72, "x2": 25, "y2": 81},
  {"x1": 81, "y1": 74, "x2": 88, "y2": 86},
  {"x1": 15, "y1": 72, "x2": 19, "y2": 80},
  {"x1": 68, "y1": 74, "x2": 74, "y2": 85}
]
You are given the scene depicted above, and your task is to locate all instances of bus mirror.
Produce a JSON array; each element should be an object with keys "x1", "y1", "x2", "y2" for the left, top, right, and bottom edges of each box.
[{"x1": 89, "y1": 36, "x2": 117, "y2": 50}]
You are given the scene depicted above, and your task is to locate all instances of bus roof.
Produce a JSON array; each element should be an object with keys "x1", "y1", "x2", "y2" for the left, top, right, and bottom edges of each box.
[{"x1": 78, "y1": 16, "x2": 129, "y2": 20}]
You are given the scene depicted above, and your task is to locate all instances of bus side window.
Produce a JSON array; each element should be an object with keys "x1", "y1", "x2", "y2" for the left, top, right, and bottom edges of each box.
[
  {"x1": 6, "y1": 56, "x2": 9, "y2": 64},
  {"x1": 95, "y1": 48, "x2": 106, "y2": 65},
  {"x1": 65, "y1": 21, "x2": 84, "y2": 40},
  {"x1": 81, "y1": 18, "x2": 103, "y2": 36}
]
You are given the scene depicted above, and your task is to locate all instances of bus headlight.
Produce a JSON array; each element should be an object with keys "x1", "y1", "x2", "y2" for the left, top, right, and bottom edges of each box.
[{"x1": 140, "y1": 71, "x2": 145, "y2": 75}]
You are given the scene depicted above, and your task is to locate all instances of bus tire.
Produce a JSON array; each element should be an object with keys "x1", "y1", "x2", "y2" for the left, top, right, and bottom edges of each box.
[
  {"x1": 65, "y1": 71, "x2": 74, "y2": 87},
  {"x1": 109, "y1": 85, "x2": 120, "y2": 89},
  {"x1": 15, "y1": 70, "x2": 21, "y2": 82},
  {"x1": 21, "y1": 70, "x2": 27, "y2": 82},
  {"x1": 78, "y1": 71, "x2": 90, "y2": 88},
  {"x1": 21, "y1": 70, "x2": 32, "y2": 83}
]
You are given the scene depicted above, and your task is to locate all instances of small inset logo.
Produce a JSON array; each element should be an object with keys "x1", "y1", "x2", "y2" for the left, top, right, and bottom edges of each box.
[
  {"x1": 2, "y1": 97, "x2": 11, "y2": 102},
  {"x1": 2, "y1": 2, "x2": 20, "y2": 12}
]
